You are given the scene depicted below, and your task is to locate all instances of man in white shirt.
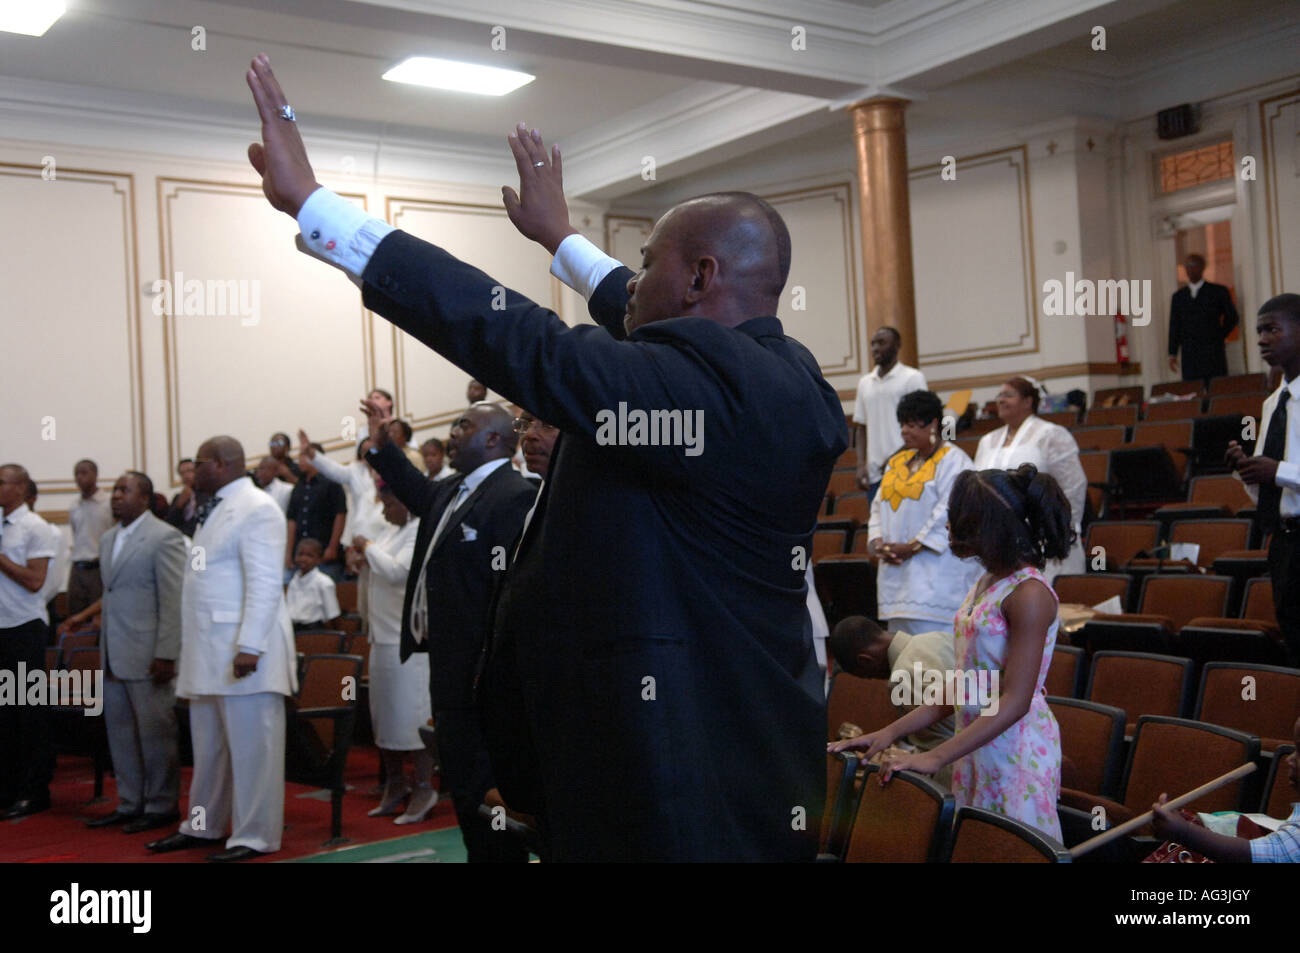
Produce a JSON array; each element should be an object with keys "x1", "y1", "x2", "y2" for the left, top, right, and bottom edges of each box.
[
  {"x1": 285, "y1": 538, "x2": 341, "y2": 629},
  {"x1": 25, "y1": 480, "x2": 66, "y2": 617},
  {"x1": 1227, "y1": 294, "x2": 1300, "y2": 665},
  {"x1": 0, "y1": 464, "x2": 57, "y2": 818},
  {"x1": 852, "y1": 329, "x2": 927, "y2": 502},
  {"x1": 68, "y1": 458, "x2": 114, "y2": 615}
]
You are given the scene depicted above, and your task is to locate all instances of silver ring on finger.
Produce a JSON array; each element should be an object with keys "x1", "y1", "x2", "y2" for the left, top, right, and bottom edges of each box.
[
  {"x1": 533, "y1": 160, "x2": 545, "y2": 168},
  {"x1": 279, "y1": 105, "x2": 296, "y2": 122}
]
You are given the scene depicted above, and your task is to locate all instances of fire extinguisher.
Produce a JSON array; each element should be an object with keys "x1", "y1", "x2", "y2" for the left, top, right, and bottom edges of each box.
[{"x1": 1115, "y1": 312, "x2": 1130, "y2": 364}]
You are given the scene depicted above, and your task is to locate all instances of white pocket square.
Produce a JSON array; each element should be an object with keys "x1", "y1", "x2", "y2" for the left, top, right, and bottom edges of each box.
[{"x1": 461, "y1": 525, "x2": 478, "y2": 541}]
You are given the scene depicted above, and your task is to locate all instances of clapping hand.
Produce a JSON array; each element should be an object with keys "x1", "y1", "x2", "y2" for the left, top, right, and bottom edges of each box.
[
  {"x1": 502, "y1": 126, "x2": 577, "y2": 255},
  {"x1": 245, "y1": 55, "x2": 320, "y2": 217}
]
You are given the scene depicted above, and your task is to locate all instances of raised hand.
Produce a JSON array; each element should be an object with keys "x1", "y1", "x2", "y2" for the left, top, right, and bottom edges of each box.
[
  {"x1": 245, "y1": 54, "x2": 320, "y2": 217},
  {"x1": 297, "y1": 429, "x2": 315, "y2": 459},
  {"x1": 360, "y1": 398, "x2": 394, "y2": 449},
  {"x1": 502, "y1": 125, "x2": 577, "y2": 255}
]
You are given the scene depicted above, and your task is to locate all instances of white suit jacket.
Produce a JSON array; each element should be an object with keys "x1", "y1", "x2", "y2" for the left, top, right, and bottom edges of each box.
[{"x1": 177, "y1": 476, "x2": 297, "y2": 698}]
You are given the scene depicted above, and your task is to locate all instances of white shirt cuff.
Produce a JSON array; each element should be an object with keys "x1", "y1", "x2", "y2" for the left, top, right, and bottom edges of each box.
[
  {"x1": 550, "y1": 233, "x2": 622, "y2": 300},
  {"x1": 295, "y1": 187, "x2": 395, "y2": 284},
  {"x1": 1276, "y1": 460, "x2": 1300, "y2": 492}
]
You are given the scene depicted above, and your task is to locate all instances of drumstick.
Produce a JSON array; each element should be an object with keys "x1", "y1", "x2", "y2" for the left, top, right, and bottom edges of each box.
[{"x1": 1068, "y1": 762, "x2": 1256, "y2": 858}]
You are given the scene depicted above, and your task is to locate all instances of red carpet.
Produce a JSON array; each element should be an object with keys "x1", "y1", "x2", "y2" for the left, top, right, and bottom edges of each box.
[{"x1": 1, "y1": 746, "x2": 459, "y2": 863}]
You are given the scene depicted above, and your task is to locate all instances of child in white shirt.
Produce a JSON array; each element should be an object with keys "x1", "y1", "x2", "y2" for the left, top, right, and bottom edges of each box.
[{"x1": 286, "y1": 538, "x2": 341, "y2": 630}]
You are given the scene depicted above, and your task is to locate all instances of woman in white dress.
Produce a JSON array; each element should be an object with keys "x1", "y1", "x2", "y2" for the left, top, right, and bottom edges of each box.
[
  {"x1": 866, "y1": 390, "x2": 984, "y2": 634},
  {"x1": 974, "y1": 377, "x2": 1086, "y2": 579},
  {"x1": 348, "y1": 483, "x2": 436, "y2": 824}
]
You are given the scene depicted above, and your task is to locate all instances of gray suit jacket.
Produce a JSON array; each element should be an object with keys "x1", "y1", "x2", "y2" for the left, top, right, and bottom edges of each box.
[{"x1": 98, "y1": 512, "x2": 186, "y2": 680}]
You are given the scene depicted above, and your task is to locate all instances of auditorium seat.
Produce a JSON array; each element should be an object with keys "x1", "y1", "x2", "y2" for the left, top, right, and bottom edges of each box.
[
  {"x1": 335, "y1": 580, "x2": 359, "y2": 615},
  {"x1": 965, "y1": 418, "x2": 1001, "y2": 436},
  {"x1": 54, "y1": 646, "x2": 110, "y2": 799},
  {"x1": 1128, "y1": 421, "x2": 1193, "y2": 480},
  {"x1": 286, "y1": 653, "x2": 365, "y2": 844},
  {"x1": 1084, "y1": 521, "x2": 1160, "y2": 571},
  {"x1": 1195, "y1": 663, "x2": 1300, "y2": 753},
  {"x1": 1151, "y1": 380, "x2": 1203, "y2": 398},
  {"x1": 1168, "y1": 519, "x2": 1252, "y2": 569},
  {"x1": 1122, "y1": 717, "x2": 1259, "y2": 821},
  {"x1": 819, "y1": 752, "x2": 860, "y2": 859},
  {"x1": 830, "y1": 491, "x2": 872, "y2": 526},
  {"x1": 1053, "y1": 573, "x2": 1132, "y2": 612},
  {"x1": 1209, "y1": 373, "x2": 1268, "y2": 394},
  {"x1": 295, "y1": 630, "x2": 348, "y2": 657},
  {"x1": 1045, "y1": 645, "x2": 1086, "y2": 698},
  {"x1": 826, "y1": 672, "x2": 896, "y2": 741},
  {"x1": 812, "y1": 528, "x2": 850, "y2": 562},
  {"x1": 826, "y1": 468, "x2": 858, "y2": 497},
  {"x1": 1066, "y1": 716, "x2": 1259, "y2": 835},
  {"x1": 1138, "y1": 574, "x2": 1231, "y2": 631},
  {"x1": 945, "y1": 806, "x2": 1070, "y2": 862},
  {"x1": 1143, "y1": 399, "x2": 1201, "y2": 421},
  {"x1": 1049, "y1": 696, "x2": 1126, "y2": 799},
  {"x1": 1084, "y1": 406, "x2": 1138, "y2": 428},
  {"x1": 1040, "y1": 410, "x2": 1079, "y2": 427},
  {"x1": 1210, "y1": 554, "x2": 1271, "y2": 617},
  {"x1": 1070, "y1": 425, "x2": 1127, "y2": 451},
  {"x1": 1177, "y1": 619, "x2": 1286, "y2": 670},
  {"x1": 1207, "y1": 393, "x2": 1267, "y2": 419},
  {"x1": 1086, "y1": 651, "x2": 1193, "y2": 735},
  {"x1": 1261, "y1": 744, "x2": 1296, "y2": 819},
  {"x1": 1155, "y1": 474, "x2": 1255, "y2": 523},
  {"x1": 1241, "y1": 577, "x2": 1276, "y2": 624},
  {"x1": 813, "y1": 557, "x2": 877, "y2": 627},
  {"x1": 1188, "y1": 414, "x2": 1243, "y2": 476},
  {"x1": 57, "y1": 630, "x2": 99, "y2": 667},
  {"x1": 843, "y1": 764, "x2": 955, "y2": 863},
  {"x1": 836, "y1": 448, "x2": 857, "y2": 469},
  {"x1": 1094, "y1": 386, "x2": 1143, "y2": 407},
  {"x1": 1078, "y1": 450, "x2": 1112, "y2": 520}
]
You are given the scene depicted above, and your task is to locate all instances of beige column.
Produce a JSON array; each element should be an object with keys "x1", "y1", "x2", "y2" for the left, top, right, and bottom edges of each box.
[{"x1": 849, "y1": 97, "x2": 918, "y2": 368}]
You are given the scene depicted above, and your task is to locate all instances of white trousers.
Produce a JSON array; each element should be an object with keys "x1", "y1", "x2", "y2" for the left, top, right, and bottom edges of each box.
[{"x1": 180, "y1": 693, "x2": 286, "y2": 852}]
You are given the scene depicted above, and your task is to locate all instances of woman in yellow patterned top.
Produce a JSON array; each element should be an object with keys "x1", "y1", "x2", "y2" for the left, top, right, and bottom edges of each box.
[{"x1": 866, "y1": 391, "x2": 984, "y2": 634}]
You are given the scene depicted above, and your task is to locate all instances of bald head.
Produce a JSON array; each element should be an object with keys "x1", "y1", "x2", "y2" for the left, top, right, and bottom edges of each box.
[
  {"x1": 195, "y1": 435, "x2": 246, "y2": 493},
  {"x1": 449, "y1": 402, "x2": 518, "y2": 473},
  {"x1": 625, "y1": 191, "x2": 792, "y2": 334}
]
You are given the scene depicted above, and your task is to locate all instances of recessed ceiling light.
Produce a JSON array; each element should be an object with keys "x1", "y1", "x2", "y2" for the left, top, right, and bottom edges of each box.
[
  {"x1": 382, "y1": 56, "x2": 535, "y2": 97},
  {"x1": 0, "y1": 0, "x2": 66, "y2": 37}
]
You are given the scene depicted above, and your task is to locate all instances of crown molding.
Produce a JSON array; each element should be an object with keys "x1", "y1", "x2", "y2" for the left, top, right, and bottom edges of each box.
[{"x1": 562, "y1": 82, "x2": 828, "y2": 198}]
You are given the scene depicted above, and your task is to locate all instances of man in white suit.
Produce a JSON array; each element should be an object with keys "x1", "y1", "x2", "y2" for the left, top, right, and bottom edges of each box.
[{"x1": 146, "y1": 436, "x2": 297, "y2": 861}]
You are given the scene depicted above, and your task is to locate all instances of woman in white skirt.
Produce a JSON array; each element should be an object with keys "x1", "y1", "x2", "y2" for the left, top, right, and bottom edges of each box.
[
  {"x1": 974, "y1": 377, "x2": 1086, "y2": 580},
  {"x1": 350, "y1": 482, "x2": 436, "y2": 824},
  {"x1": 866, "y1": 390, "x2": 985, "y2": 634}
]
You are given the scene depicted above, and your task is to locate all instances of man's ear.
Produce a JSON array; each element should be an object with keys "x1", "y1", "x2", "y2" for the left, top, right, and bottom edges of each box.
[{"x1": 684, "y1": 256, "x2": 719, "y2": 303}]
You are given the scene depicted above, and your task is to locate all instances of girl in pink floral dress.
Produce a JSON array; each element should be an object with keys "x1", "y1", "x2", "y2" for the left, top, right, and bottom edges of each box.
[{"x1": 829, "y1": 463, "x2": 1074, "y2": 841}]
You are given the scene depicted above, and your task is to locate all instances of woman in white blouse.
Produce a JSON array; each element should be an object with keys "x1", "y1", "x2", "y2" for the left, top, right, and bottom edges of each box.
[
  {"x1": 866, "y1": 390, "x2": 984, "y2": 634},
  {"x1": 348, "y1": 483, "x2": 435, "y2": 824},
  {"x1": 974, "y1": 377, "x2": 1087, "y2": 579}
]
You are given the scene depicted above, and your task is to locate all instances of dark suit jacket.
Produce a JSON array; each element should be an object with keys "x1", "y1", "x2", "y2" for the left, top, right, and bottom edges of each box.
[
  {"x1": 1169, "y1": 281, "x2": 1239, "y2": 381},
  {"x1": 361, "y1": 232, "x2": 847, "y2": 861},
  {"x1": 366, "y1": 442, "x2": 535, "y2": 710}
]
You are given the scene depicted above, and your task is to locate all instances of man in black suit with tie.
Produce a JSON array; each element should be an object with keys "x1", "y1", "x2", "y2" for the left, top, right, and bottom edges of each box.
[
  {"x1": 362, "y1": 397, "x2": 536, "y2": 861},
  {"x1": 245, "y1": 56, "x2": 846, "y2": 860},
  {"x1": 1168, "y1": 253, "x2": 1240, "y2": 389}
]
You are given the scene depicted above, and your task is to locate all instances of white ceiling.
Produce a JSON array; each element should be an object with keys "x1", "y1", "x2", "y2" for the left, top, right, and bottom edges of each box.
[{"x1": 1, "y1": 0, "x2": 1296, "y2": 200}]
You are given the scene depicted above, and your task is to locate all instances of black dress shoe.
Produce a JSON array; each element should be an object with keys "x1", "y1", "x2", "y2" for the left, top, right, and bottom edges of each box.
[
  {"x1": 122, "y1": 812, "x2": 180, "y2": 834},
  {"x1": 145, "y1": 832, "x2": 214, "y2": 853},
  {"x1": 86, "y1": 810, "x2": 139, "y2": 828},
  {"x1": 1, "y1": 797, "x2": 50, "y2": 820},
  {"x1": 206, "y1": 845, "x2": 267, "y2": 862}
]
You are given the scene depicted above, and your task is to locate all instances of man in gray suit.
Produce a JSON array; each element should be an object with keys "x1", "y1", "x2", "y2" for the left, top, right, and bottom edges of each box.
[{"x1": 63, "y1": 472, "x2": 186, "y2": 834}]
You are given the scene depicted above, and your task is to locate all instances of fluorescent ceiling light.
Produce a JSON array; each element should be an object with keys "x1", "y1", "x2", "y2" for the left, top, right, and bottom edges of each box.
[
  {"x1": 0, "y1": 0, "x2": 66, "y2": 36},
  {"x1": 382, "y1": 56, "x2": 534, "y2": 96}
]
